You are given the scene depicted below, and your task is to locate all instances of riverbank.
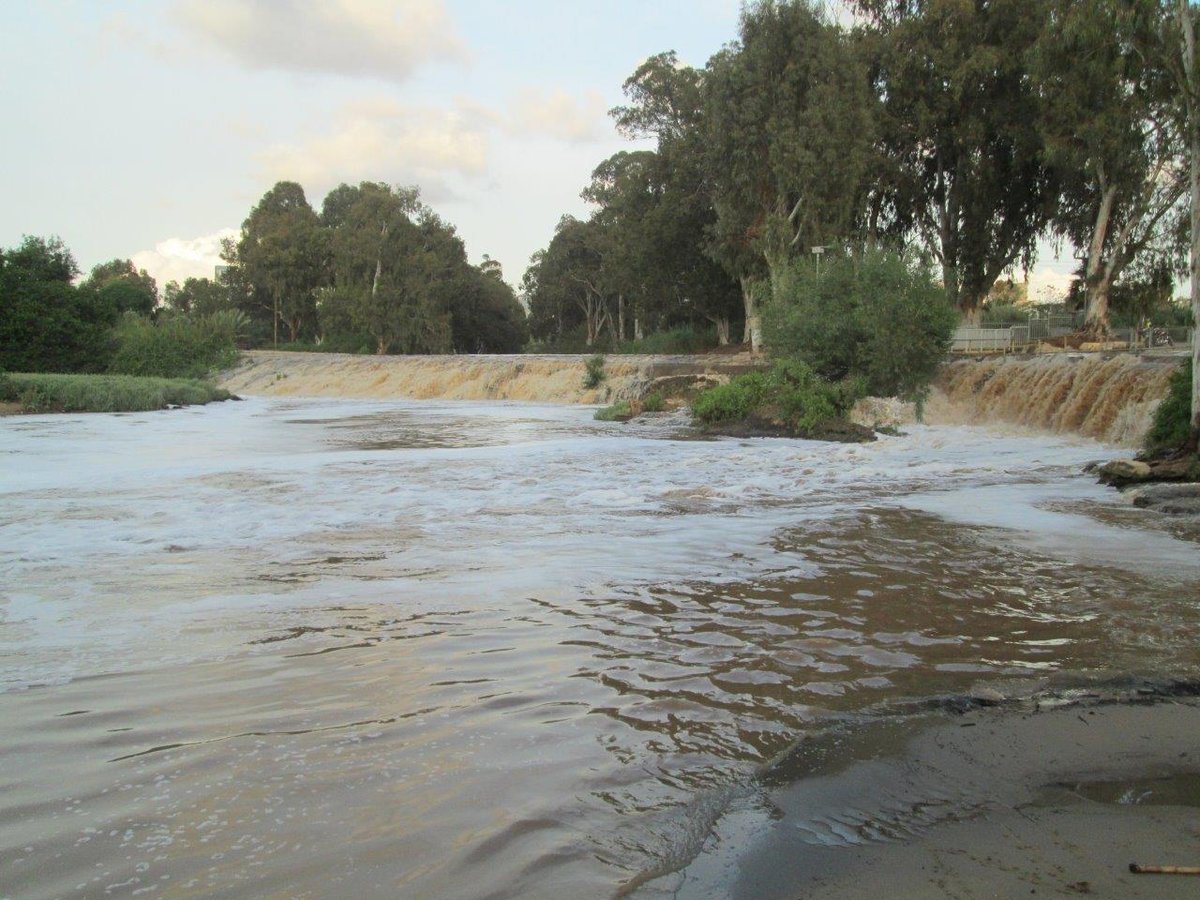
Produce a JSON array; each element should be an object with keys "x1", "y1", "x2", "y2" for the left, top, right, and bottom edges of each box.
[
  {"x1": 654, "y1": 680, "x2": 1200, "y2": 899},
  {"x1": 0, "y1": 372, "x2": 233, "y2": 414}
]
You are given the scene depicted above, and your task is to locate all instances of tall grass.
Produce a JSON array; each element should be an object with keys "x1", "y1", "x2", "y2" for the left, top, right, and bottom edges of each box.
[{"x1": 2, "y1": 373, "x2": 232, "y2": 413}]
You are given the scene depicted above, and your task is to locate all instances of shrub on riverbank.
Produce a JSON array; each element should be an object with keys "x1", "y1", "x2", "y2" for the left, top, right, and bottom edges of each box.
[
  {"x1": 108, "y1": 313, "x2": 240, "y2": 379},
  {"x1": 692, "y1": 360, "x2": 865, "y2": 437},
  {"x1": 1, "y1": 373, "x2": 232, "y2": 413},
  {"x1": 763, "y1": 249, "x2": 955, "y2": 402},
  {"x1": 594, "y1": 400, "x2": 632, "y2": 421},
  {"x1": 1145, "y1": 359, "x2": 1193, "y2": 454}
]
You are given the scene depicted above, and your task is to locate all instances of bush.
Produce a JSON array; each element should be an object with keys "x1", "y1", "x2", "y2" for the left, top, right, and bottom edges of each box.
[
  {"x1": 1, "y1": 372, "x2": 231, "y2": 413},
  {"x1": 692, "y1": 371, "x2": 772, "y2": 424},
  {"x1": 692, "y1": 359, "x2": 864, "y2": 432},
  {"x1": 1145, "y1": 359, "x2": 1193, "y2": 453},
  {"x1": 594, "y1": 401, "x2": 633, "y2": 421},
  {"x1": 642, "y1": 392, "x2": 666, "y2": 412},
  {"x1": 763, "y1": 248, "x2": 956, "y2": 401},
  {"x1": 583, "y1": 353, "x2": 607, "y2": 389},
  {"x1": 108, "y1": 313, "x2": 240, "y2": 379},
  {"x1": 616, "y1": 325, "x2": 721, "y2": 355}
]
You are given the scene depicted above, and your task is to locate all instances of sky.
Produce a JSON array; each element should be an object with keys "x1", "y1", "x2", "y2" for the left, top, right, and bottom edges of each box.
[{"x1": 0, "y1": 0, "x2": 1076, "y2": 299}]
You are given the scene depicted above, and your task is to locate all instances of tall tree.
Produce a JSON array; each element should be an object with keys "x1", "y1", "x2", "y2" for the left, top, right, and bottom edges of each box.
[
  {"x1": 856, "y1": 0, "x2": 1058, "y2": 323},
  {"x1": 1034, "y1": 0, "x2": 1186, "y2": 334},
  {"x1": 325, "y1": 183, "x2": 450, "y2": 355},
  {"x1": 1171, "y1": 0, "x2": 1200, "y2": 444},
  {"x1": 81, "y1": 259, "x2": 159, "y2": 317},
  {"x1": 0, "y1": 236, "x2": 114, "y2": 372},
  {"x1": 525, "y1": 217, "x2": 610, "y2": 346},
  {"x1": 704, "y1": 0, "x2": 877, "y2": 347},
  {"x1": 235, "y1": 181, "x2": 329, "y2": 345}
]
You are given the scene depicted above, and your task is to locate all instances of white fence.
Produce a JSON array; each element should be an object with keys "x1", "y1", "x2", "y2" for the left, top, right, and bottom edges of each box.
[
  {"x1": 950, "y1": 324, "x2": 1194, "y2": 355},
  {"x1": 950, "y1": 325, "x2": 1032, "y2": 354}
]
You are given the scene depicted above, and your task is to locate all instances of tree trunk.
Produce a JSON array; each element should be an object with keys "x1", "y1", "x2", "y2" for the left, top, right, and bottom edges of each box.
[
  {"x1": 716, "y1": 317, "x2": 730, "y2": 346},
  {"x1": 376, "y1": 335, "x2": 388, "y2": 355},
  {"x1": 617, "y1": 294, "x2": 626, "y2": 343},
  {"x1": 1182, "y1": 0, "x2": 1200, "y2": 448},
  {"x1": 1083, "y1": 182, "x2": 1118, "y2": 335},
  {"x1": 634, "y1": 315, "x2": 644, "y2": 341},
  {"x1": 273, "y1": 294, "x2": 279, "y2": 348},
  {"x1": 739, "y1": 276, "x2": 762, "y2": 352},
  {"x1": 1083, "y1": 282, "x2": 1111, "y2": 336}
]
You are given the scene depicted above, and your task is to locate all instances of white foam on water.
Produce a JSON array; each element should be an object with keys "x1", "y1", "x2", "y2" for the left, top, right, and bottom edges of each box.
[{"x1": 3, "y1": 401, "x2": 1187, "y2": 692}]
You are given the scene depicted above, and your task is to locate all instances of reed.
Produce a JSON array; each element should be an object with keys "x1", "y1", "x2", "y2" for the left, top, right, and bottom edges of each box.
[{"x1": 1, "y1": 372, "x2": 232, "y2": 413}]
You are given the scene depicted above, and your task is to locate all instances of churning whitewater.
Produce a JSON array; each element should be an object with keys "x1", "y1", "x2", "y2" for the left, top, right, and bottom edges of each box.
[{"x1": 2, "y1": 397, "x2": 1198, "y2": 898}]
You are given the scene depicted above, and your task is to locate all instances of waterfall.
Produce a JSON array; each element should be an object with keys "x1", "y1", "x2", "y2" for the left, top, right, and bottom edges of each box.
[
  {"x1": 219, "y1": 350, "x2": 1183, "y2": 448},
  {"x1": 218, "y1": 350, "x2": 751, "y2": 406},
  {"x1": 930, "y1": 354, "x2": 1182, "y2": 446}
]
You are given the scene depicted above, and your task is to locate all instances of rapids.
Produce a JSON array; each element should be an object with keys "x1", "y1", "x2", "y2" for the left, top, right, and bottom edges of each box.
[{"x1": 1, "y1": 397, "x2": 1198, "y2": 898}]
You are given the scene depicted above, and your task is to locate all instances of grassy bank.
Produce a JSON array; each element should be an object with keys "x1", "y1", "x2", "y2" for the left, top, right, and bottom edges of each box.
[{"x1": 1, "y1": 372, "x2": 233, "y2": 414}]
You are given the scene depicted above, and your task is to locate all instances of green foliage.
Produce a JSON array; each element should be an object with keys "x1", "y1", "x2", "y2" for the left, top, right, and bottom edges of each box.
[
  {"x1": 108, "y1": 313, "x2": 239, "y2": 379},
  {"x1": 0, "y1": 236, "x2": 115, "y2": 373},
  {"x1": 692, "y1": 372, "x2": 772, "y2": 424},
  {"x1": 691, "y1": 360, "x2": 864, "y2": 432},
  {"x1": 642, "y1": 393, "x2": 666, "y2": 412},
  {"x1": 82, "y1": 259, "x2": 158, "y2": 316},
  {"x1": 163, "y1": 277, "x2": 232, "y2": 319},
  {"x1": 583, "y1": 354, "x2": 607, "y2": 389},
  {"x1": 594, "y1": 401, "x2": 633, "y2": 421},
  {"x1": 616, "y1": 325, "x2": 719, "y2": 355},
  {"x1": 763, "y1": 249, "x2": 956, "y2": 400},
  {"x1": 1145, "y1": 360, "x2": 1193, "y2": 453},
  {"x1": 1, "y1": 373, "x2": 230, "y2": 414}
]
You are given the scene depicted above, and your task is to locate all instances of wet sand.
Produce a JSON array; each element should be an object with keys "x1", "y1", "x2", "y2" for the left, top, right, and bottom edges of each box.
[{"x1": 668, "y1": 684, "x2": 1200, "y2": 899}]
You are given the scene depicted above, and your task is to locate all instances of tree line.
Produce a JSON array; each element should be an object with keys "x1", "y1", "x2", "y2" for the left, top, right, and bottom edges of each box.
[
  {"x1": 523, "y1": 0, "x2": 1199, "y2": 353},
  {"x1": 1, "y1": 180, "x2": 529, "y2": 377},
  {"x1": 217, "y1": 181, "x2": 527, "y2": 354}
]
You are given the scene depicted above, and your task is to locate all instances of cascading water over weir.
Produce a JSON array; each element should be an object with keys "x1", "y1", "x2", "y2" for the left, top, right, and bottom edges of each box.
[
  {"x1": 930, "y1": 353, "x2": 1182, "y2": 446},
  {"x1": 219, "y1": 349, "x2": 1185, "y2": 447}
]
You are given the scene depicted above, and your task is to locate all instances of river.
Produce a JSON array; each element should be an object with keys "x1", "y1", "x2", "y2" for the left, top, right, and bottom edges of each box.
[{"x1": 1, "y1": 397, "x2": 1198, "y2": 898}]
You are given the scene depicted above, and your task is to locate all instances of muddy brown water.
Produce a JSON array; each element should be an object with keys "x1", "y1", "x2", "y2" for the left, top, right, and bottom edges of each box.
[{"x1": 1, "y1": 398, "x2": 1197, "y2": 898}]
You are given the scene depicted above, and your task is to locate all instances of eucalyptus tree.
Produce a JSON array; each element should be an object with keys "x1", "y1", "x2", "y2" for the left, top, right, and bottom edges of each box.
[
  {"x1": 1034, "y1": 0, "x2": 1186, "y2": 334},
  {"x1": 1169, "y1": 0, "x2": 1200, "y2": 444},
  {"x1": 854, "y1": 0, "x2": 1057, "y2": 323},
  {"x1": 703, "y1": 0, "x2": 877, "y2": 348},
  {"x1": 583, "y1": 149, "x2": 741, "y2": 343},
  {"x1": 324, "y1": 182, "x2": 450, "y2": 355},
  {"x1": 234, "y1": 181, "x2": 329, "y2": 345},
  {"x1": 524, "y1": 216, "x2": 610, "y2": 346}
]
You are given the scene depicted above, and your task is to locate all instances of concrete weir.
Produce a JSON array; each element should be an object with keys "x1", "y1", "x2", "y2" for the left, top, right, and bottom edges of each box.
[{"x1": 218, "y1": 349, "x2": 760, "y2": 405}]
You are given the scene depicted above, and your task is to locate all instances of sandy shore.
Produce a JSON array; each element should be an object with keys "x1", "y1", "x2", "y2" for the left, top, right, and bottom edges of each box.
[{"x1": 655, "y1": 681, "x2": 1200, "y2": 899}]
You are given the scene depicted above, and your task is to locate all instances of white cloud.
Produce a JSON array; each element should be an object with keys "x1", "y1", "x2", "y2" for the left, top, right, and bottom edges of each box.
[
  {"x1": 509, "y1": 88, "x2": 610, "y2": 143},
  {"x1": 256, "y1": 100, "x2": 489, "y2": 200},
  {"x1": 173, "y1": 0, "x2": 466, "y2": 82},
  {"x1": 132, "y1": 229, "x2": 238, "y2": 287}
]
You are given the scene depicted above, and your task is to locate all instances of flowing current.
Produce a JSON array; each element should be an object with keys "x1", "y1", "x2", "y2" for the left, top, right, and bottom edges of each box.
[{"x1": 2, "y1": 398, "x2": 1198, "y2": 899}]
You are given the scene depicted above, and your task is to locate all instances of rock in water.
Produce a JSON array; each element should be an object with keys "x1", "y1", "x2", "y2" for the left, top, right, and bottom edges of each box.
[{"x1": 1097, "y1": 459, "x2": 1152, "y2": 486}]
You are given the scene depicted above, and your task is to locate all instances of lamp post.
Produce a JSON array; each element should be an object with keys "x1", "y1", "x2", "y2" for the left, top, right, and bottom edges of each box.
[{"x1": 811, "y1": 245, "x2": 826, "y2": 280}]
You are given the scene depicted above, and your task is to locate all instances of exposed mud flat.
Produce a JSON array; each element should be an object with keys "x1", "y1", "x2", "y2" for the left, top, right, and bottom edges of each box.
[{"x1": 641, "y1": 680, "x2": 1200, "y2": 899}]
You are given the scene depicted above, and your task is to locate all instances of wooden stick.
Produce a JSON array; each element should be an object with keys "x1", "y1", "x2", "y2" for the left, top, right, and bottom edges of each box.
[{"x1": 1129, "y1": 863, "x2": 1200, "y2": 875}]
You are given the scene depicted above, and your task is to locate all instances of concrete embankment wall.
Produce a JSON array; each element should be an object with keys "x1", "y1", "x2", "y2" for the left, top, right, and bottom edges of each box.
[{"x1": 217, "y1": 350, "x2": 758, "y2": 406}]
